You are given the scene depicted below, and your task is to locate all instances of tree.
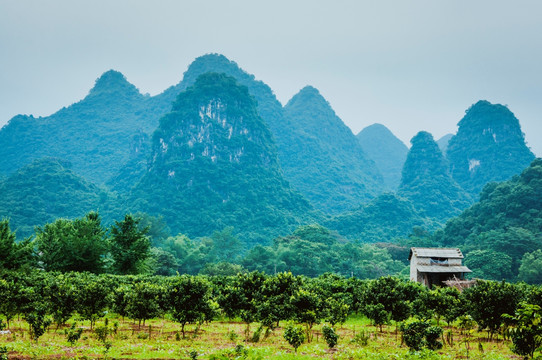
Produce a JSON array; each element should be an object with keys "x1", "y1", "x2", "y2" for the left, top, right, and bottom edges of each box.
[
  {"x1": 362, "y1": 277, "x2": 416, "y2": 330},
  {"x1": 166, "y1": 275, "x2": 215, "y2": 338},
  {"x1": 125, "y1": 281, "x2": 162, "y2": 328},
  {"x1": 504, "y1": 303, "x2": 542, "y2": 359},
  {"x1": 283, "y1": 323, "x2": 305, "y2": 353},
  {"x1": 35, "y1": 212, "x2": 108, "y2": 273},
  {"x1": 0, "y1": 279, "x2": 19, "y2": 328},
  {"x1": 0, "y1": 219, "x2": 33, "y2": 270},
  {"x1": 462, "y1": 280, "x2": 524, "y2": 340},
  {"x1": 149, "y1": 247, "x2": 178, "y2": 276},
  {"x1": 291, "y1": 287, "x2": 323, "y2": 342},
  {"x1": 464, "y1": 249, "x2": 513, "y2": 280},
  {"x1": 109, "y1": 214, "x2": 151, "y2": 275},
  {"x1": 74, "y1": 274, "x2": 111, "y2": 329},
  {"x1": 257, "y1": 272, "x2": 301, "y2": 327},
  {"x1": 44, "y1": 273, "x2": 78, "y2": 328},
  {"x1": 518, "y1": 250, "x2": 542, "y2": 284},
  {"x1": 218, "y1": 271, "x2": 265, "y2": 338}
]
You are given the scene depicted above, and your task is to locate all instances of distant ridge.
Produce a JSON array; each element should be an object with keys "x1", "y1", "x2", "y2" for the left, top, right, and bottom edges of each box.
[{"x1": 357, "y1": 123, "x2": 408, "y2": 190}]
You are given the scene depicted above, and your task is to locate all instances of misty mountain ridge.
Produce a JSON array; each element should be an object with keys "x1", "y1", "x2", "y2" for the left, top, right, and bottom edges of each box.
[
  {"x1": 127, "y1": 73, "x2": 315, "y2": 245},
  {"x1": 357, "y1": 123, "x2": 408, "y2": 190},
  {"x1": 0, "y1": 54, "x2": 538, "y2": 246}
]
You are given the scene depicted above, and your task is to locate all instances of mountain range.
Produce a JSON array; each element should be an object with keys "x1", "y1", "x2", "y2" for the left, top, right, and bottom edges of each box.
[{"x1": 0, "y1": 53, "x2": 536, "y2": 247}]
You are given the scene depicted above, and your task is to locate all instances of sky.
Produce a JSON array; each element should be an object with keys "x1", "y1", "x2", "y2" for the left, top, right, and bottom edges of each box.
[{"x1": 1, "y1": 0, "x2": 541, "y2": 155}]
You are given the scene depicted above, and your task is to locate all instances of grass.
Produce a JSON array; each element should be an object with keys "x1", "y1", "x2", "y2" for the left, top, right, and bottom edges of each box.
[{"x1": 0, "y1": 314, "x2": 520, "y2": 359}]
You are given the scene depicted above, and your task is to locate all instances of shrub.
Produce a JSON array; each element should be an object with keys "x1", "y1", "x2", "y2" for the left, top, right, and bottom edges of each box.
[
  {"x1": 322, "y1": 324, "x2": 338, "y2": 348},
  {"x1": 283, "y1": 323, "x2": 305, "y2": 353},
  {"x1": 400, "y1": 318, "x2": 443, "y2": 352}
]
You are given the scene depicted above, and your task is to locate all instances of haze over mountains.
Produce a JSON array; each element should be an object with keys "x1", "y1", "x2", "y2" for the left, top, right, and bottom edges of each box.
[{"x1": 0, "y1": 53, "x2": 537, "y2": 247}]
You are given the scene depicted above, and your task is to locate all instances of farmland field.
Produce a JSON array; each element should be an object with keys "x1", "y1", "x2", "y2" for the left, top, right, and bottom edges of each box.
[{"x1": 0, "y1": 315, "x2": 516, "y2": 359}]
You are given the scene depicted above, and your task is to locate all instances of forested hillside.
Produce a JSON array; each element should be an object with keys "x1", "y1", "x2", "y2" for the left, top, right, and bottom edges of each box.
[
  {"x1": 435, "y1": 158, "x2": 542, "y2": 281},
  {"x1": 447, "y1": 100, "x2": 535, "y2": 196},
  {"x1": 398, "y1": 131, "x2": 472, "y2": 222},
  {"x1": 0, "y1": 158, "x2": 117, "y2": 237},
  {"x1": 0, "y1": 71, "x2": 170, "y2": 184},
  {"x1": 282, "y1": 87, "x2": 383, "y2": 213},
  {"x1": 128, "y1": 73, "x2": 314, "y2": 246}
]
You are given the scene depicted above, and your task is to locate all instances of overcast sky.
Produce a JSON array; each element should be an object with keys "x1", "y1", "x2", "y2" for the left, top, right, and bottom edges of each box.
[{"x1": 1, "y1": 0, "x2": 541, "y2": 155}]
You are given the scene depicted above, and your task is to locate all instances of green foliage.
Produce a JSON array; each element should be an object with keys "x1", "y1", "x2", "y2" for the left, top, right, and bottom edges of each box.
[
  {"x1": 43, "y1": 273, "x2": 78, "y2": 327},
  {"x1": 462, "y1": 280, "x2": 524, "y2": 338},
  {"x1": 283, "y1": 323, "x2": 305, "y2": 353},
  {"x1": 74, "y1": 274, "x2": 112, "y2": 329},
  {"x1": 400, "y1": 319, "x2": 443, "y2": 352},
  {"x1": 322, "y1": 324, "x2": 339, "y2": 348},
  {"x1": 241, "y1": 224, "x2": 406, "y2": 278},
  {"x1": 65, "y1": 322, "x2": 83, "y2": 346},
  {"x1": 166, "y1": 275, "x2": 216, "y2": 337},
  {"x1": 504, "y1": 303, "x2": 542, "y2": 359},
  {"x1": 25, "y1": 306, "x2": 52, "y2": 342},
  {"x1": 129, "y1": 72, "x2": 314, "y2": 247},
  {"x1": 0, "y1": 345, "x2": 7, "y2": 360},
  {"x1": 109, "y1": 214, "x2": 151, "y2": 275},
  {"x1": 327, "y1": 193, "x2": 437, "y2": 242},
  {"x1": 437, "y1": 159, "x2": 542, "y2": 279},
  {"x1": 0, "y1": 219, "x2": 33, "y2": 270},
  {"x1": 447, "y1": 100, "x2": 535, "y2": 195},
  {"x1": 35, "y1": 212, "x2": 109, "y2": 273},
  {"x1": 0, "y1": 158, "x2": 118, "y2": 239},
  {"x1": 518, "y1": 250, "x2": 542, "y2": 284},
  {"x1": 125, "y1": 281, "x2": 162, "y2": 327},
  {"x1": 281, "y1": 86, "x2": 383, "y2": 214},
  {"x1": 362, "y1": 277, "x2": 420, "y2": 329}
]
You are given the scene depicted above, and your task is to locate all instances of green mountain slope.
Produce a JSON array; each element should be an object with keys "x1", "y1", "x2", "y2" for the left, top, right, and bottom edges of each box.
[
  {"x1": 325, "y1": 193, "x2": 435, "y2": 242},
  {"x1": 447, "y1": 100, "x2": 535, "y2": 195},
  {"x1": 128, "y1": 73, "x2": 314, "y2": 246},
  {"x1": 281, "y1": 87, "x2": 383, "y2": 213},
  {"x1": 357, "y1": 123, "x2": 408, "y2": 190},
  {"x1": 0, "y1": 70, "x2": 169, "y2": 184},
  {"x1": 0, "y1": 158, "x2": 117, "y2": 238},
  {"x1": 435, "y1": 158, "x2": 542, "y2": 280},
  {"x1": 398, "y1": 131, "x2": 472, "y2": 223},
  {"x1": 161, "y1": 54, "x2": 383, "y2": 214}
]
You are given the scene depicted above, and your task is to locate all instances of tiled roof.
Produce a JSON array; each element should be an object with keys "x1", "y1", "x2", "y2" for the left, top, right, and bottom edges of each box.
[
  {"x1": 417, "y1": 265, "x2": 472, "y2": 273},
  {"x1": 409, "y1": 247, "x2": 464, "y2": 260}
]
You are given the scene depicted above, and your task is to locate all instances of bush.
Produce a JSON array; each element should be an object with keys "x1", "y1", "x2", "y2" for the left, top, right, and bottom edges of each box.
[
  {"x1": 351, "y1": 330, "x2": 370, "y2": 346},
  {"x1": 283, "y1": 323, "x2": 305, "y2": 353},
  {"x1": 322, "y1": 324, "x2": 338, "y2": 348},
  {"x1": 65, "y1": 323, "x2": 83, "y2": 346},
  {"x1": 400, "y1": 318, "x2": 443, "y2": 352}
]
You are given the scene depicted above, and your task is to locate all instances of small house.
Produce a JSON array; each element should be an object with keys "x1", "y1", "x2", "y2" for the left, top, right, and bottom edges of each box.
[{"x1": 409, "y1": 247, "x2": 471, "y2": 288}]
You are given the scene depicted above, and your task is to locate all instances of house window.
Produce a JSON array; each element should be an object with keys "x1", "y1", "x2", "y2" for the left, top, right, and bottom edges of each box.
[{"x1": 430, "y1": 257, "x2": 448, "y2": 265}]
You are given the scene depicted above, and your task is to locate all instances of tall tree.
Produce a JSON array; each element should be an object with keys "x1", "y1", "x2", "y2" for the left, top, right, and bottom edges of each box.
[
  {"x1": 0, "y1": 219, "x2": 32, "y2": 270},
  {"x1": 109, "y1": 214, "x2": 150, "y2": 275},
  {"x1": 35, "y1": 212, "x2": 108, "y2": 273}
]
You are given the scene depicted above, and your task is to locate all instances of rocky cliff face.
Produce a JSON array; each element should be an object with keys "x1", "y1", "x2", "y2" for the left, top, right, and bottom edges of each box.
[
  {"x1": 129, "y1": 73, "x2": 314, "y2": 245},
  {"x1": 446, "y1": 100, "x2": 535, "y2": 195},
  {"x1": 357, "y1": 123, "x2": 408, "y2": 190},
  {"x1": 399, "y1": 131, "x2": 472, "y2": 222}
]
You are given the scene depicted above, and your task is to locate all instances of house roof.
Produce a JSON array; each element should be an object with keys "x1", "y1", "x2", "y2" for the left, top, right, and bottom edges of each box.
[
  {"x1": 409, "y1": 247, "x2": 464, "y2": 260},
  {"x1": 417, "y1": 265, "x2": 472, "y2": 273}
]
